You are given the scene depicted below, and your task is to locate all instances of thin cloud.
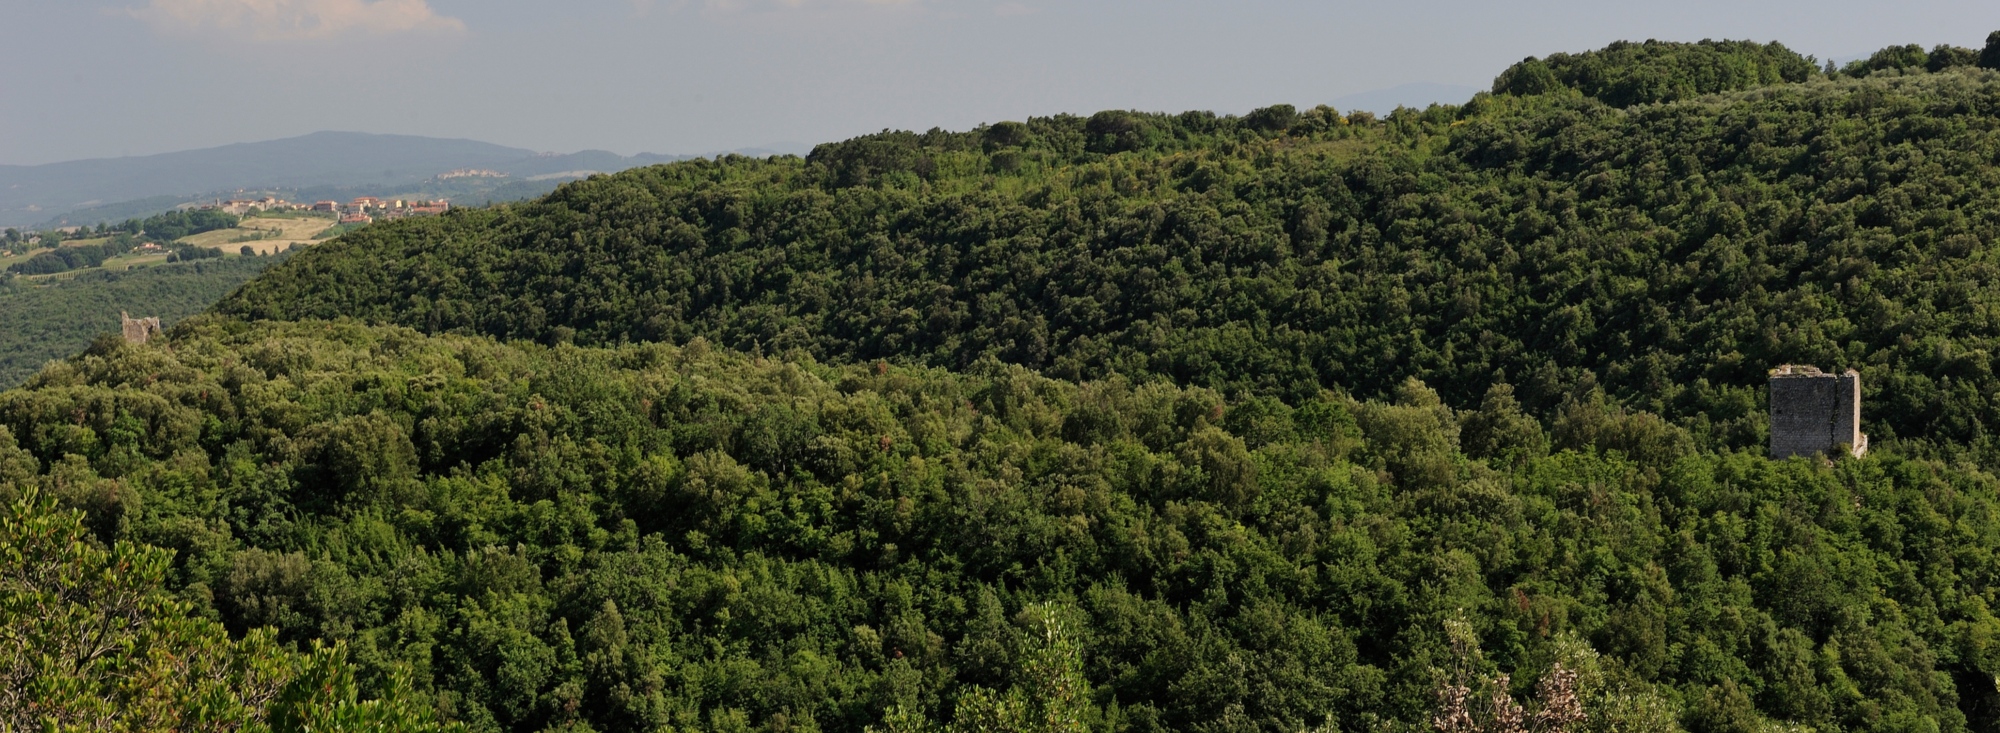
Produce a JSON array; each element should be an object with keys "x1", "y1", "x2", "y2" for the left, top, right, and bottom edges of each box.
[{"x1": 128, "y1": 0, "x2": 467, "y2": 42}]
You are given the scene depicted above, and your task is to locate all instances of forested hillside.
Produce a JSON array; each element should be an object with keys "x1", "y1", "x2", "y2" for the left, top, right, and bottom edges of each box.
[
  {"x1": 12, "y1": 36, "x2": 2000, "y2": 733},
  {"x1": 6, "y1": 318, "x2": 1999, "y2": 733},
  {"x1": 221, "y1": 41, "x2": 2000, "y2": 464}
]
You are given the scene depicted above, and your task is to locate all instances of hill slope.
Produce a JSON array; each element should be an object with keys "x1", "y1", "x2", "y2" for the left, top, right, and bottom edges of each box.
[{"x1": 224, "y1": 62, "x2": 2000, "y2": 461}]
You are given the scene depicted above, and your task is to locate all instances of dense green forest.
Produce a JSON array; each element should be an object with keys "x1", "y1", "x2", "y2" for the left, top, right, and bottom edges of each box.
[
  {"x1": 221, "y1": 37, "x2": 2000, "y2": 466},
  {"x1": 0, "y1": 485, "x2": 459, "y2": 732},
  {"x1": 12, "y1": 35, "x2": 2000, "y2": 733},
  {"x1": 9, "y1": 318, "x2": 1998, "y2": 733},
  {"x1": 0, "y1": 257, "x2": 279, "y2": 388}
]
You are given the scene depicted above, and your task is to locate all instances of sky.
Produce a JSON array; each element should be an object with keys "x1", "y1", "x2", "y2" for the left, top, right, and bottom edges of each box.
[{"x1": 2, "y1": 0, "x2": 1999, "y2": 166}]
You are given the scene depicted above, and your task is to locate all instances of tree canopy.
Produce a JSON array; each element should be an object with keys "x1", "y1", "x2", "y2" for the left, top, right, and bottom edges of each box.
[
  {"x1": 225, "y1": 61, "x2": 2000, "y2": 464},
  {"x1": 14, "y1": 35, "x2": 2000, "y2": 733},
  {"x1": 1491, "y1": 40, "x2": 1819, "y2": 105},
  {"x1": 0, "y1": 486, "x2": 457, "y2": 732},
  {"x1": 6, "y1": 318, "x2": 2000, "y2": 733}
]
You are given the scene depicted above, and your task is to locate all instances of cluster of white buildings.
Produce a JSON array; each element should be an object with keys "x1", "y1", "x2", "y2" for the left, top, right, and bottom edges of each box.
[
  {"x1": 436, "y1": 169, "x2": 505, "y2": 180},
  {"x1": 309, "y1": 197, "x2": 452, "y2": 224},
  {"x1": 209, "y1": 196, "x2": 309, "y2": 216},
  {"x1": 193, "y1": 195, "x2": 450, "y2": 225}
]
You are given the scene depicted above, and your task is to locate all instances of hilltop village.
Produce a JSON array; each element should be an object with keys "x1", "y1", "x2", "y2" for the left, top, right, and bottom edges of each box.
[{"x1": 199, "y1": 195, "x2": 451, "y2": 224}]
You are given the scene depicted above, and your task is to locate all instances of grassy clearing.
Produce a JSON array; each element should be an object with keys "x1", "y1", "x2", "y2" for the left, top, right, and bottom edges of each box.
[
  {"x1": 102, "y1": 252, "x2": 172, "y2": 271},
  {"x1": 178, "y1": 215, "x2": 334, "y2": 254}
]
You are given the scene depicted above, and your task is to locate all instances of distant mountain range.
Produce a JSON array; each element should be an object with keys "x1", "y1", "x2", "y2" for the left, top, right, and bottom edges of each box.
[{"x1": 0, "y1": 132, "x2": 808, "y2": 228}]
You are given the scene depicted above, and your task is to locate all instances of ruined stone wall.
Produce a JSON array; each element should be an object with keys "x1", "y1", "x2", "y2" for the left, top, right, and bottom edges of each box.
[
  {"x1": 120, "y1": 312, "x2": 162, "y2": 345},
  {"x1": 1834, "y1": 371, "x2": 1863, "y2": 455},
  {"x1": 1769, "y1": 366, "x2": 1866, "y2": 459}
]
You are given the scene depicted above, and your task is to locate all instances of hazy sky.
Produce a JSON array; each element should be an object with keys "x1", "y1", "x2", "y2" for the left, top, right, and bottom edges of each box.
[{"x1": 3, "y1": 0, "x2": 1998, "y2": 165}]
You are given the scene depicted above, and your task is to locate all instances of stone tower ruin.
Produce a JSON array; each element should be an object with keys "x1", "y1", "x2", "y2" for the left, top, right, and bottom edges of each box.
[
  {"x1": 120, "y1": 312, "x2": 162, "y2": 345},
  {"x1": 1769, "y1": 365, "x2": 1867, "y2": 459}
]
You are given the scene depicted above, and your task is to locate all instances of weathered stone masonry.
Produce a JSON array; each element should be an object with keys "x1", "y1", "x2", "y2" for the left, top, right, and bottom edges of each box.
[
  {"x1": 121, "y1": 312, "x2": 162, "y2": 345},
  {"x1": 1769, "y1": 365, "x2": 1867, "y2": 459}
]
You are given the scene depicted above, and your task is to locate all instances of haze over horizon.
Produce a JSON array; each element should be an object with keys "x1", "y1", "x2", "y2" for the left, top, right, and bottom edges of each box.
[{"x1": 4, "y1": 0, "x2": 1998, "y2": 167}]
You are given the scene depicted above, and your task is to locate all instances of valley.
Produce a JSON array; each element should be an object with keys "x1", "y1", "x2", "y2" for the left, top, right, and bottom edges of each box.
[
  {"x1": 0, "y1": 208, "x2": 331, "y2": 388},
  {"x1": 0, "y1": 256, "x2": 280, "y2": 386}
]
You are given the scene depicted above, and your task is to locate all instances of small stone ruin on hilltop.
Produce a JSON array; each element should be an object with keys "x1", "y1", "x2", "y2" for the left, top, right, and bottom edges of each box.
[
  {"x1": 1769, "y1": 364, "x2": 1867, "y2": 459},
  {"x1": 121, "y1": 312, "x2": 162, "y2": 345}
]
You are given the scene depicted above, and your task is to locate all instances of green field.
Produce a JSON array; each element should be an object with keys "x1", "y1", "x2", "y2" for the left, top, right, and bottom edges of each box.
[{"x1": 177, "y1": 213, "x2": 334, "y2": 254}]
